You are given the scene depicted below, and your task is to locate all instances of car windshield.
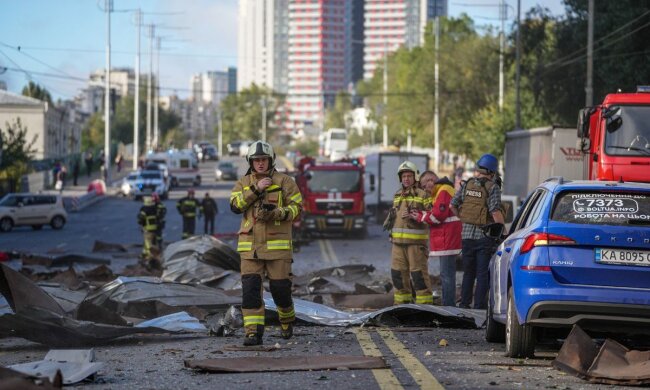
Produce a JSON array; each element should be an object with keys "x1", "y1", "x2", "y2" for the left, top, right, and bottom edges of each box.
[
  {"x1": 140, "y1": 173, "x2": 162, "y2": 180},
  {"x1": 219, "y1": 162, "x2": 233, "y2": 168},
  {"x1": 0, "y1": 195, "x2": 18, "y2": 207},
  {"x1": 330, "y1": 131, "x2": 346, "y2": 140},
  {"x1": 307, "y1": 170, "x2": 360, "y2": 193},
  {"x1": 551, "y1": 190, "x2": 650, "y2": 226},
  {"x1": 604, "y1": 105, "x2": 650, "y2": 156}
]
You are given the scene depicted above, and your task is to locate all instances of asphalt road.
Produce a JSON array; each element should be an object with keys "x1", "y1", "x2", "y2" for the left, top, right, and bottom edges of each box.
[{"x1": 0, "y1": 159, "x2": 636, "y2": 389}]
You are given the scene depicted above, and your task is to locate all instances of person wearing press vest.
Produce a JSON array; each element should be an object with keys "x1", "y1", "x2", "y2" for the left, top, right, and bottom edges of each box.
[{"x1": 450, "y1": 154, "x2": 505, "y2": 309}]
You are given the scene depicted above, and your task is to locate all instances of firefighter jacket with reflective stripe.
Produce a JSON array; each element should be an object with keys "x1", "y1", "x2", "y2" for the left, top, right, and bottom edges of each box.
[
  {"x1": 390, "y1": 185, "x2": 431, "y2": 245},
  {"x1": 176, "y1": 197, "x2": 199, "y2": 217},
  {"x1": 138, "y1": 205, "x2": 159, "y2": 232},
  {"x1": 418, "y1": 178, "x2": 462, "y2": 256},
  {"x1": 230, "y1": 169, "x2": 303, "y2": 260},
  {"x1": 458, "y1": 177, "x2": 494, "y2": 226}
]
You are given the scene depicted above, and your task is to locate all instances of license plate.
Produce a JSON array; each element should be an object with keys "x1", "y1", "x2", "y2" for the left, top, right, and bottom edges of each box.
[
  {"x1": 328, "y1": 218, "x2": 343, "y2": 224},
  {"x1": 595, "y1": 248, "x2": 650, "y2": 266}
]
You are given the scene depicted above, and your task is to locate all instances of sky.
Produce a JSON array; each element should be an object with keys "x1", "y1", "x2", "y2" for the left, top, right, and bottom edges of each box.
[{"x1": 0, "y1": 0, "x2": 564, "y2": 101}]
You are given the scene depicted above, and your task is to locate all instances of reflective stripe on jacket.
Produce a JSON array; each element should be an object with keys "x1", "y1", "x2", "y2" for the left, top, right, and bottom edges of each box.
[
  {"x1": 230, "y1": 169, "x2": 303, "y2": 260},
  {"x1": 176, "y1": 197, "x2": 199, "y2": 217},
  {"x1": 391, "y1": 185, "x2": 431, "y2": 245}
]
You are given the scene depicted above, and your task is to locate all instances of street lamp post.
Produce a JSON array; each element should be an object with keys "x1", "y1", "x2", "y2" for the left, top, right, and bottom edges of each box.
[
  {"x1": 261, "y1": 96, "x2": 267, "y2": 142},
  {"x1": 133, "y1": 9, "x2": 141, "y2": 170},
  {"x1": 104, "y1": 0, "x2": 112, "y2": 184}
]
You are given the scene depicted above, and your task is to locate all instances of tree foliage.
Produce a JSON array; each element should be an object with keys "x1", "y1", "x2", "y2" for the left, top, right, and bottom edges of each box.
[
  {"x1": 0, "y1": 118, "x2": 36, "y2": 183},
  {"x1": 219, "y1": 84, "x2": 285, "y2": 145},
  {"x1": 21, "y1": 81, "x2": 52, "y2": 104},
  {"x1": 324, "y1": 92, "x2": 353, "y2": 130}
]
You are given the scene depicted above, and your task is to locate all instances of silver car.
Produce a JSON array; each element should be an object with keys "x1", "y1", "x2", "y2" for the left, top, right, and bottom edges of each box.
[{"x1": 0, "y1": 193, "x2": 67, "y2": 232}]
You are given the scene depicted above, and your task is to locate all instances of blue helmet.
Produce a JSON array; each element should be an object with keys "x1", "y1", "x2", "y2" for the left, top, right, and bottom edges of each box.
[{"x1": 476, "y1": 154, "x2": 498, "y2": 173}]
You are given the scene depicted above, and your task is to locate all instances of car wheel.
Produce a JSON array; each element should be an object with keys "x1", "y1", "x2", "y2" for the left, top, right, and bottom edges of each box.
[
  {"x1": 505, "y1": 287, "x2": 535, "y2": 358},
  {"x1": 0, "y1": 217, "x2": 13, "y2": 232},
  {"x1": 31, "y1": 225, "x2": 44, "y2": 231},
  {"x1": 486, "y1": 289, "x2": 506, "y2": 343},
  {"x1": 50, "y1": 215, "x2": 66, "y2": 230}
]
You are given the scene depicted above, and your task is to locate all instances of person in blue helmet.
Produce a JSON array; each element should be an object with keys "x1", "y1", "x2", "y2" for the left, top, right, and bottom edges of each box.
[{"x1": 450, "y1": 154, "x2": 505, "y2": 309}]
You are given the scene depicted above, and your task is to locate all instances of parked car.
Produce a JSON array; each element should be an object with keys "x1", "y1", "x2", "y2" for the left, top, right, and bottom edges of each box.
[
  {"x1": 125, "y1": 170, "x2": 169, "y2": 200},
  {"x1": 486, "y1": 178, "x2": 650, "y2": 358},
  {"x1": 227, "y1": 141, "x2": 242, "y2": 156},
  {"x1": 120, "y1": 173, "x2": 140, "y2": 197},
  {"x1": 0, "y1": 193, "x2": 67, "y2": 232},
  {"x1": 202, "y1": 145, "x2": 219, "y2": 160},
  {"x1": 215, "y1": 161, "x2": 238, "y2": 181}
]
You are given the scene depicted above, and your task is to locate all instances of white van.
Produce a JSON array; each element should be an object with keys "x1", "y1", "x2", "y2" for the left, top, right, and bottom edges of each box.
[
  {"x1": 322, "y1": 128, "x2": 348, "y2": 158},
  {"x1": 146, "y1": 151, "x2": 201, "y2": 187}
]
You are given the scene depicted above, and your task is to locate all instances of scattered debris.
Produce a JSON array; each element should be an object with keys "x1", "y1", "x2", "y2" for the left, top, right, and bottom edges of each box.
[
  {"x1": 0, "y1": 366, "x2": 62, "y2": 389},
  {"x1": 9, "y1": 349, "x2": 103, "y2": 385},
  {"x1": 206, "y1": 306, "x2": 243, "y2": 336},
  {"x1": 163, "y1": 235, "x2": 240, "y2": 271},
  {"x1": 553, "y1": 325, "x2": 650, "y2": 386},
  {"x1": 21, "y1": 253, "x2": 111, "y2": 267},
  {"x1": 92, "y1": 240, "x2": 128, "y2": 253},
  {"x1": 135, "y1": 311, "x2": 206, "y2": 333},
  {"x1": 292, "y1": 265, "x2": 390, "y2": 296},
  {"x1": 330, "y1": 293, "x2": 394, "y2": 310},
  {"x1": 184, "y1": 355, "x2": 387, "y2": 373},
  {"x1": 222, "y1": 344, "x2": 287, "y2": 352}
]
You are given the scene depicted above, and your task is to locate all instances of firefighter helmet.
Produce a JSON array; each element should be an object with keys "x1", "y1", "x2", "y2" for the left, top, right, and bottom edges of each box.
[
  {"x1": 151, "y1": 192, "x2": 160, "y2": 202},
  {"x1": 476, "y1": 154, "x2": 498, "y2": 174},
  {"x1": 246, "y1": 141, "x2": 275, "y2": 167},
  {"x1": 397, "y1": 161, "x2": 419, "y2": 181}
]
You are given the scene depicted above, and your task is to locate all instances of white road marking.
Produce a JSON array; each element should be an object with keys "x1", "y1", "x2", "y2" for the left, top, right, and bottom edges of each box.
[{"x1": 324, "y1": 239, "x2": 340, "y2": 266}]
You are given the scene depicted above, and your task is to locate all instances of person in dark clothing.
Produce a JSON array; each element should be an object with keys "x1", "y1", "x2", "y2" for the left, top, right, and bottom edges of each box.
[
  {"x1": 72, "y1": 159, "x2": 80, "y2": 186},
  {"x1": 200, "y1": 192, "x2": 218, "y2": 235},
  {"x1": 84, "y1": 151, "x2": 93, "y2": 177}
]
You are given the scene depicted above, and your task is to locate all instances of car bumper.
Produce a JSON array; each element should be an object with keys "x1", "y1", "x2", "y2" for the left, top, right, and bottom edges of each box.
[
  {"x1": 512, "y1": 272, "x2": 650, "y2": 330},
  {"x1": 302, "y1": 215, "x2": 366, "y2": 233}
]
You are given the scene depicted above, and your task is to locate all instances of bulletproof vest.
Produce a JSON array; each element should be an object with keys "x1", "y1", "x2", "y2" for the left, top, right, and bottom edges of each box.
[{"x1": 458, "y1": 178, "x2": 494, "y2": 226}]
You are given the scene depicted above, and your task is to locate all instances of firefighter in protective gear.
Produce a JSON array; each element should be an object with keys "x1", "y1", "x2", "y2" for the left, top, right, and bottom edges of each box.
[
  {"x1": 151, "y1": 192, "x2": 166, "y2": 249},
  {"x1": 230, "y1": 140, "x2": 302, "y2": 346},
  {"x1": 138, "y1": 196, "x2": 159, "y2": 260},
  {"x1": 451, "y1": 153, "x2": 505, "y2": 309},
  {"x1": 390, "y1": 161, "x2": 432, "y2": 305},
  {"x1": 176, "y1": 188, "x2": 200, "y2": 239}
]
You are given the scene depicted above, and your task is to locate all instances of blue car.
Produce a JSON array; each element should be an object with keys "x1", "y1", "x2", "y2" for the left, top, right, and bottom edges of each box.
[{"x1": 486, "y1": 178, "x2": 650, "y2": 358}]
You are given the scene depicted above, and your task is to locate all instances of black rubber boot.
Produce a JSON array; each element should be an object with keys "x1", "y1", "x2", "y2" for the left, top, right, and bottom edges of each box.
[
  {"x1": 243, "y1": 325, "x2": 264, "y2": 346},
  {"x1": 280, "y1": 323, "x2": 293, "y2": 340}
]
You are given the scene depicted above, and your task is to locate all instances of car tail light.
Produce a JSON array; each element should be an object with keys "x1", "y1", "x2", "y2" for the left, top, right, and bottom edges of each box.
[{"x1": 520, "y1": 232, "x2": 576, "y2": 254}]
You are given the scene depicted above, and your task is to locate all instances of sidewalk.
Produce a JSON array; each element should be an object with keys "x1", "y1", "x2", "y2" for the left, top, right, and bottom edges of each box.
[{"x1": 59, "y1": 160, "x2": 134, "y2": 198}]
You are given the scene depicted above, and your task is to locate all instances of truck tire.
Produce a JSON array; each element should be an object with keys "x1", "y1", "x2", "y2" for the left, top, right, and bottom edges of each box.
[{"x1": 505, "y1": 287, "x2": 535, "y2": 358}]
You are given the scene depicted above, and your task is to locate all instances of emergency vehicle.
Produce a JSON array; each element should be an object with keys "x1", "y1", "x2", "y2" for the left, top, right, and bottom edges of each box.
[
  {"x1": 294, "y1": 157, "x2": 367, "y2": 238},
  {"x1": 145, "y1": 150, "x2": 201, "y2": 187}
]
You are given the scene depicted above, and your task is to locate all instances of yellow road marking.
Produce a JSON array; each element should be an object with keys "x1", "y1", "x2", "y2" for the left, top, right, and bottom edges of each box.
[
  {"x1": 376, "y1": 329, "x2": 445, "y2": 390},
  {"x1": 318, "y1": 239, "x2": 331, "y2": 265},
  {"x1": 324, "y1": 239, "x2": 340, "y2": 266},
  {"x1": 353, "y1": 329, "x2": 404, "y2": 389}
]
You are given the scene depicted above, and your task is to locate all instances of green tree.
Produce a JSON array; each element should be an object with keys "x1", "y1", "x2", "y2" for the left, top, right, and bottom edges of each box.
[
  {"x1": 324, "y1": 92, "x2": 352, "y2": 130},
  {"x1": 0, "y1": 118, "x2": 37, "y2": 187},
  {"x1": 219, "y1": 84, "x2": 285, "y2": 145},
  {"x1": 21, "y1": 81, "x2": 52, "y2": 103}
]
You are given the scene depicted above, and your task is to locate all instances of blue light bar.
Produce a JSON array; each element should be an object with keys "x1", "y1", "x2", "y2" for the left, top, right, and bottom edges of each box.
[{"x1": 636, "y1": 86, "x2": 650, "y2": 93}]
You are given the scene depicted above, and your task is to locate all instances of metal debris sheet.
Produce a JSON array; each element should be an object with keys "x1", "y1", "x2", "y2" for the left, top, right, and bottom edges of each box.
[
  {"x1": 184, "y1": 355, "x2": 387, "y2": 373},
  {"x1": 9, "y1": 349, "x2": 103, "y2": 385}
]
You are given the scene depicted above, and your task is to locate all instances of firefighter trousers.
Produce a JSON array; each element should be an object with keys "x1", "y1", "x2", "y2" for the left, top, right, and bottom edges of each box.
[
  {"x1": 181, "y1": 216, "x2": 195, "y2": 239},
  {"x1": 241, "y1": 258, "x2": 295, "y2": 335},
  {"x1": 391, "y1": 243, "x2": 433, "y2": 304},
  {"x1": 142, "y1": 231, "x2": 157, "y2": 259}
]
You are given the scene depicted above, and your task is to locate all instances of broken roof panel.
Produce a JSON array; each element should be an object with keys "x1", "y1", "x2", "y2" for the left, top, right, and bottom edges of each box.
[{"x1": 9, "y1": 349, "x2": 103, "y2": 385}]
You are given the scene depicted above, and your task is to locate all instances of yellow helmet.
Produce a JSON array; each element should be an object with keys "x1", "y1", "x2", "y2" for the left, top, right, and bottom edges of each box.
[
  {"x1": 397, "y1": 160, "x2": 419, "y2": 181},
  {"x1": 246, "y1": 140, "x2": 275, "y2": 167}
]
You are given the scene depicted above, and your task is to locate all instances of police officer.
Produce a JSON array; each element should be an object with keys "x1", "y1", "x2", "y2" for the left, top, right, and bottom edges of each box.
[
  {"x1": 138, "y1": 196, "x2": 159, "y2": 261},
  {"x1": 152, "y1": 192, "x2": 166, "y2": 249},
  {"x1": 177, "y1": 189, "x2": 200, "y2": 239},
  {"x1": 450, "y1": 154, "x2": 505, "y2": 309},
  {"x1": 230, "y1": 141, "x2": 302, "y2": 346},
  {"x1": 390, "y1": 161, "x2": 432, "y2": 305}
]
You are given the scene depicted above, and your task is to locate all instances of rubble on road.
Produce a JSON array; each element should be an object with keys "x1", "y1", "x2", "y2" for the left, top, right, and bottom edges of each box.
[
  {"x1": 21, "y1": 253, "x2": 111, "y2": 267},
  {"x1": 184, "y1": 355, "x2": 387, "y2": 373},
  {"x1": 553, "y1": 325, "x2": 650, "y2": 386},
  {"x1": 9, "y1": 349, "x2": 103, "y2": 385},
  {"x1": 292, "y1": 264, "x2": 390, "y2": 296},
  {"x1": 92, "y1": 240, "x2": 129, "y2": 253},
  {"x1": 0, "y1": 366, "x2": 62, "y2": 389}
]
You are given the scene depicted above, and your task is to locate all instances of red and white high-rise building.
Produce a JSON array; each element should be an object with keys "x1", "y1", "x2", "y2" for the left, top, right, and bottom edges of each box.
[
  {"x1": 364, "y1": 0, "x2": 447, "y2": 80},
  {"x1": 286, "y1": 0, "x2": 352, "y2": 129}
]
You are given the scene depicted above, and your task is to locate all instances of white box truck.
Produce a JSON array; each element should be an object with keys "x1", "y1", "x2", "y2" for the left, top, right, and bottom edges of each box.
[
  {"x1": 504, "y1": 126, "x2": 585, "y2": 201},
  {"x1": 364, "y1": 152, "x2": 429, "y2": 222}
]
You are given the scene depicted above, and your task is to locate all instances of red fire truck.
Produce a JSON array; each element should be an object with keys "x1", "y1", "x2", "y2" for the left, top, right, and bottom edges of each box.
[
  {"x1": 578, "y1": 86, "x2": 650, "y2": 182},
  {"x1": 294, "y1": 157, "x2": 367, "y2": 238}
]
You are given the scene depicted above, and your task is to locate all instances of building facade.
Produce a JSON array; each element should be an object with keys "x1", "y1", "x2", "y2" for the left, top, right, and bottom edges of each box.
[
  {"x1": 0, "y1": 90, "x2": 82, "y2": 161},
  {"x1": 237, "y1": 0, "x2": 290, "y2": 93},
  {"x1": 190, "y1": 71, "x2": 230, "y2": 106},
  {"x1": 363, "y1": 0, "x2": 447, "y2": 79}
]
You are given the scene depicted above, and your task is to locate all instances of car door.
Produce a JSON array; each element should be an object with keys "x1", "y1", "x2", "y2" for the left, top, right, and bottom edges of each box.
[
  {"x1": 14, "y1": 195, "x2": 38, "y2": 225},
  {"x1": 492, "y1": 189, "x2": 549, "y2": 315}
]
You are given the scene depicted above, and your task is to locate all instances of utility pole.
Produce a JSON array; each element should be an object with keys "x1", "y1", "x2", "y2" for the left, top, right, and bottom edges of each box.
[
  {"x1": 153, "y1": 36, "x2": 161, "y2": 149},
  {"x1": 382, "y1": 41, "x2": 388, "y2": 148},
  {"x1": 498, "y1": 0, "x2": 505, "y2": 110},
  {"x1": 515, "y1": 0, "x2": 521, "y2": 129},
  {"x1": 104, "y1": 0, "x2": 112, "y2": 184},
  {"x1": 407, "y1": 128, "x2": 412, "y2": 152},
  {"x1": 217, "y1": 109, "x2": 223, "y2": 158},
  {"x1": 133, "y1": 9, "x2": 141, "y2": 170},
  {"x1": 146, "y1": 24, "x2": 155, "y2": 153},
  {"x1": 434, "y1": 16, "x2": 440, "y2": 173},
  {"x1": 261, "y1": 96, "x2": 267, "y2": 142},
  {"x1": 585, "y1": 0, "x2": 594, "y2": 106}
]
